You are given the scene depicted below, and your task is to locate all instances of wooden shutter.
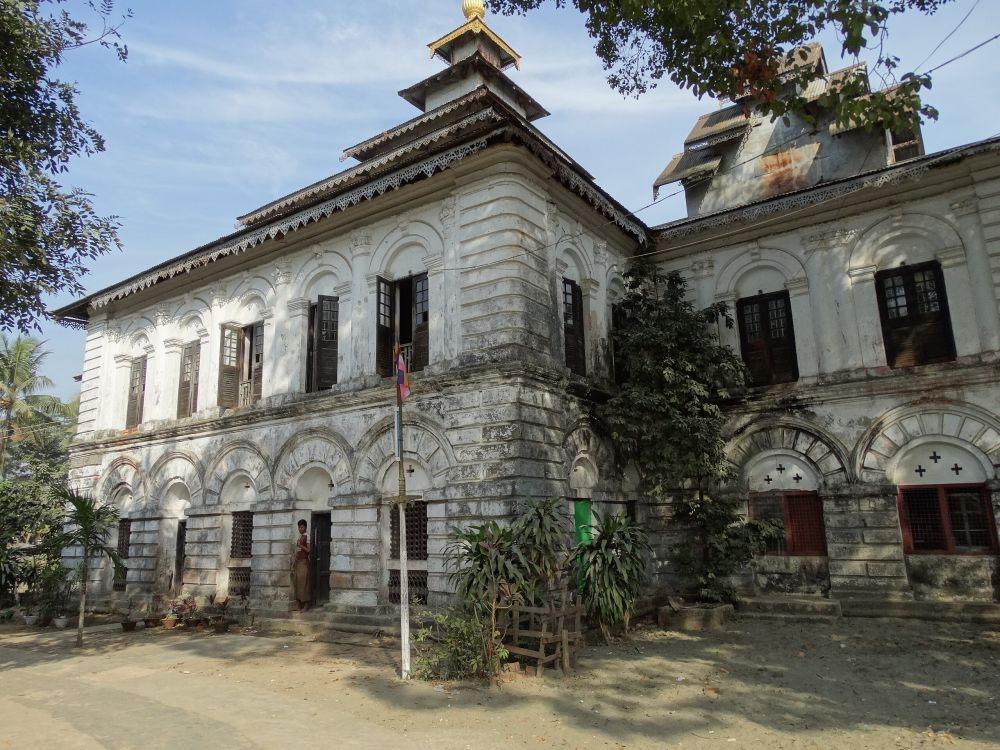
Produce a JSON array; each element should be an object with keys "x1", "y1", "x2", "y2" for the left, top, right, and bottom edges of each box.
[
  {"x1": 563, "y1": 279, "x2": 586, "y2": 375},
  {"x1": 376, "y1": 276, "x2": 394, "y2": 377},
  {"x1": 218, "y1": 325, "x2": 241, "y2": 408},
  {"x1": 306, "y1": 304, "x2": 317, "y2": 393},
  {"x1": 737, "y1": 291, "x2": 798, "y2": 385},
  {"x1": 125, "y1": 356, "x2": 146, "y2": 428},
  {"x1": 875, "y1": 262, "x2": 955, "y2": 368},
  {"x1": 250, "y1": 322, "x2": 264, "y2": 404},
  {"x1": 783, "y1": 493, "x2": 826, "y2": 555},
  {"x1": 176, "y1": 341, "x2": 200, "y2": 418},
  {"x1": 411, "y1": 274, "x2": 429, "y2": 372},
  {"x1": 314, "y1": 295, "x2": 339, "y2": 390},
  {"x1": 610, "y1": 303, "x2": 625, "y2": 385}
]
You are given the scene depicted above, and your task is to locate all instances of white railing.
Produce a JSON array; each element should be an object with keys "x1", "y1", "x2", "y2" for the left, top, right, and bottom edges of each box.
[
  {"x1": 239, "y1": 380, "x2": 253, "y2": 406},
  {"x1": 400, "y1": 342, "x2": 414, "y2": 366}
]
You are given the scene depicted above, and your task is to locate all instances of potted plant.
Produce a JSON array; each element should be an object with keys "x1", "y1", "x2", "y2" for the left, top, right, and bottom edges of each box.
[
  {"x1": 211, "y1": 596, "x2": 232, "y2": 633},
  {"x1": 121, "y1": 597, "x2": 138, "y2": 632},
  {"x1": 143, "y1": 595, "x2": 164, "y2": 627},
  {"x1": 22, "y1": 604, "x2": 37, "y2": 627},
  {"x1": 38, "y1": 562, "x2": 73, "y2": 629},
  {"x1": 162, "y1": 600, "x2": 180, "y2": 630}
]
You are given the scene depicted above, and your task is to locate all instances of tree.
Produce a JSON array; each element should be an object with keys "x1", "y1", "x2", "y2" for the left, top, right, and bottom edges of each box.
[
  {"x1": 54, "y1": 489, "x2": 121, "y2": 647},
  {"x1": 488, "y1": 0, "x2": 957, "y2": 131},
  {"x1": 0, "y1": 0, "x2": 129, "y2": 332},
  {"x1": 0, "y1": 335, "x2": 64, "y2": 477},
  {"x1": 604, "y1": 259, "x2": 779, "y2": 602}
]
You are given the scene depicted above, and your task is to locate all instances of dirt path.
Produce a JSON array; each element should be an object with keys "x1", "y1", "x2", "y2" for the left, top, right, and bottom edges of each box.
[{"x1": 1, "y1": 617, "x2": 997, "y2": 749}]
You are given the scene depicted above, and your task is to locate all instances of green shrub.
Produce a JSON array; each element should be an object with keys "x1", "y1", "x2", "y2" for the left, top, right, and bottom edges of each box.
[
  {"x1": 413, "y1": 608, "x2": 509, "y2": 681},
  {"x1": 576, "y1": 511, "x2": 651, "y2": 642}
]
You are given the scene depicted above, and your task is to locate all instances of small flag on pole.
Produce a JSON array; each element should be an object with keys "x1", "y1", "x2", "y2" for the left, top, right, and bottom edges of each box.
[{"x1": 394, "y1": 341, "x2": 410, "y2": 403}]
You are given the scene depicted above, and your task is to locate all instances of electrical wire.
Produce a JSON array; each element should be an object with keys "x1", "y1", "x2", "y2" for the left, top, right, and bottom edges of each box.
[
  {"x1": 915, "y1": 0, "x2": 981, "y2": 71},
  {"x1": 924, "y1": 30, "x2": 1000, "y2": 74}
]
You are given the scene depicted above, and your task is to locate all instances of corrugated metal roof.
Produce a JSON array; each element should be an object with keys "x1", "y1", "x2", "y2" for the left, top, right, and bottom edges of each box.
[
  {"x1": 684, "y1": 104, "x2": 750, "y2": 147},
  {"x1": 654, "y1": 150, "x2": 723, "y2": 189}
]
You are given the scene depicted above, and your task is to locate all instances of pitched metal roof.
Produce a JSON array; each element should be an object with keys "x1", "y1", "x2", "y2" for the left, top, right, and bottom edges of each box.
[{"x1": 653, "y1": 150, "x2": 723, "y2": 190}]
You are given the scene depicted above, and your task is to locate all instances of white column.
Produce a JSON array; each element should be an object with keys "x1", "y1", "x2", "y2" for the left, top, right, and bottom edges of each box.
[
  {"x1": 951, "y1": 197, "x2": 1000, "y2": 353},
  {"x1": 349, "y1": 232, "x2": 373, "y2": 381},
  {"x1": 937, "y1": 246, "x2": 979, "y2": 358},
  {"x1": 260, "y1": 310, "x2": 277, "y2": 399},
  {"x1": 334, "y1": 283, "x2": 352, "y2": 385},
  {"x1": 112, "y1": 354, "x2": 133, "y2": 429},
  {"x1": 161, "y1": 338, "x2": 183, "y2": 421},
  {"x1": 848, "y1": 265, "x2": 888, "y2": 369},
  {"x1": 715, "y1": 292, "x2": 739, "y2": 356},
  {"x1": 287, "y1": 298, "x2": 311, "y2": 393},
  {"x1": 425, "y1": 255, "x2": 445, "y2": 367},
  {"x1": 786, "y1": 278, "x2": 819, "y2": 378},
  {"x1": 141, "y1": 343, "x2": 156, "y2": 423}
]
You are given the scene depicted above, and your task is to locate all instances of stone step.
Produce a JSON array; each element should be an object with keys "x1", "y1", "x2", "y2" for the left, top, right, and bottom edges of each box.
[
  {"x1": 257, "y1": 606, "x2": 401, "y2": 638},
  {"x1": 737, "y1": 596, "x2": 843, "y2": 618},
  {"x1": 260, "y1": 617, "x2": 401, "y2": 641},
  {"x1": 840, "y1": 598, "x2": 1000, "y2": 623},
  {"x1": 737, "y1": 611, "x2": 841, "y2": 624}
]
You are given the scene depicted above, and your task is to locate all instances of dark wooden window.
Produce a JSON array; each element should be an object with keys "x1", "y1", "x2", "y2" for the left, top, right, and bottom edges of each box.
[
  {"x1": 125, "y1": 356, "x2": 147, "y2": 428},
  {"x1": 375, "y1": 274, "x2": 429, "y2": 377},
  {"x1": 176, "y1": 341, "x2": 201, "y2": 418},
  {"x1": 230, "y1": 512, "x2": 254, "y2": 558},
  {"x1": 563, "y1": 278, "x2": 586, "y2": 375},
  {"x1": 898, "y1": 485, "x2": 998, "y2": 554},
  {"x1": 610, "y1": 303, "x2": 625, "y2": 385},
  {"x1": 749, "y1": 492, "x2": 827, "y2": 556},
  {"x1": 307, "y1": 296, "x2": 339, "y2": 392},
  {"x1": 113, "y1": 518, "x2": 131, "y2": 591},
  {"x1": 218, "y1": 323, "x2": 264, "y2": 408},
  {"x1": 737, "y1": 291, "x2": 798, "y2": 386},
  {"x1": 390, "y1": 501, "x2": 429, "y2": 560},
  {"x1": 875, "y1": 262, "x2": 955, "y2": 369}
]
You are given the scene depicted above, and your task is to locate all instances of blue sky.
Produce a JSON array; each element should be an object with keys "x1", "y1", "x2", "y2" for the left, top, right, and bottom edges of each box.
[{"x1": 36, "y1": 0, "x2": 1000, "y2": 399}]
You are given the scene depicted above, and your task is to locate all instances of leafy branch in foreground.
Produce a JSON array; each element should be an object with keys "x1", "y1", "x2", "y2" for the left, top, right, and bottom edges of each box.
[{"x1": 488, "y1": 0, "x2": 955, "y2": 131}]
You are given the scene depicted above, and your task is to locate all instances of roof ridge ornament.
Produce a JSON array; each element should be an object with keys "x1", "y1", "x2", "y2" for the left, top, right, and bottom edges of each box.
[{"x1": 463, "y1": 0, "x2": 486, "y2": 20}]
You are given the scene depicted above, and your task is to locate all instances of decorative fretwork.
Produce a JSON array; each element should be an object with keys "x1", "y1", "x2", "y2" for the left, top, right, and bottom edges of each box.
[
  {"x1": 390, "y1": 501, "x2": 428, "y2": 561},
  {"x1": 388, "y1": 569, "x2": 428, "y2": 605},
  {"x1": 228, "y1": 567, "x2": 252, "y2": 597},
  {"x1": 230, "y1": 512, "x2": 254, "y2": 558}
]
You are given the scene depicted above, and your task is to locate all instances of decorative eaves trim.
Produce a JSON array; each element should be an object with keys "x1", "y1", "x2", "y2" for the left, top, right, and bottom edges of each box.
[
  {"x1": 239, "y1": 107, "x2": 503, "y2": 226},
  {"x1": 90, "y1": 136, "x2": 494, "y2": 310}
]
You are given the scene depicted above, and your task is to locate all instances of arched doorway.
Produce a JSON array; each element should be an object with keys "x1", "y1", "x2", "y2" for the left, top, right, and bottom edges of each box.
[
  {"x1": 294, "y1": 466, "x2": 334, "y2": 605},
  {"x1": 159, "y1": 482, "x2": 191, "y2": 595}
]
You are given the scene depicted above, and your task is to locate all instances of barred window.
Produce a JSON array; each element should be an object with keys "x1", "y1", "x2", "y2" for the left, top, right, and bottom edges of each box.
[
  {"x1": 749, "y1": 492, "x2": 827, "y2": 556},
  {"x1": 228, "y1": 566, "x2": 252, "y2": 597},
  {"x1": 390, "y1": 501, "x2": 428, "y2": 560},
  {"x1": 388, "y1": 569, "x2": 428, "y2": 605},
  {"x1": 899, "y1": 485, "x2": 997, "y2": 554},
  {"x1": 230, "y1": 512, "x2": 254, "y2": 558},
  {"x1": 117, "y1": 518, "x2": 132, "y2": 558}
]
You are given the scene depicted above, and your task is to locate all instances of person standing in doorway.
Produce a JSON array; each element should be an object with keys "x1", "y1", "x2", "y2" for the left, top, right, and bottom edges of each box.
[{"x1": 291, "y1": 519, "x2": 312, "y2": 611}]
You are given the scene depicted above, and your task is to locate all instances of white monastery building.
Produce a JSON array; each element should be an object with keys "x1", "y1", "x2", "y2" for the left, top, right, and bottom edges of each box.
[{"x1": 56, "y1": 1, "x2": 1000, "y2": 622}]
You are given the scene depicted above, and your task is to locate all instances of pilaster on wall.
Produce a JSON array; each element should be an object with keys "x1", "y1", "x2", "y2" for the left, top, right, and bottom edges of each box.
[
  {"x1": 970, "y1": 168, "x2": 1000, "y2": 325},
  {"x1": 824, "y1": 488, "x2": 912, "y2": 598},
  {"x1": 330, "y1": 492, "x2": 380, "y2": 607},
  {"x1": 126, "y1": 518, "x2": 160, "y2": 593},
  {"x1": 250, "y1": 510, "x2": 296, "y2": 609},
  {"x1": 183, "y1": 511, "x2": 221, "y2": 597}
]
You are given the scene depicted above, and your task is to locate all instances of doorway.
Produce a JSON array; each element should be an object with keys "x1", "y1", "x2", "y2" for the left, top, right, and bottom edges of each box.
[
  {"x1": 311, "y1": 512, "x2": 331, "y2": 605},
  {"x1": 174, "y1": 520, "x2": 187, "y2": 594}
]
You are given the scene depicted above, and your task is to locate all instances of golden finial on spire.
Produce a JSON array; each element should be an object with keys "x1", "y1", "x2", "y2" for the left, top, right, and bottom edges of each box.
[{"x1": 462, "y1": 0, "x2": 486, "y2": 20}]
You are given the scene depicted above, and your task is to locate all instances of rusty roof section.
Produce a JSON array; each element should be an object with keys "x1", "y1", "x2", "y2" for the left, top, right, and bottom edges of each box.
[
  {"x1": 653, "y1": 151, "x2": 723, "y2": 190},
  {"x1": 684, "y1": 103, "x2": 752, "y2": 148}
]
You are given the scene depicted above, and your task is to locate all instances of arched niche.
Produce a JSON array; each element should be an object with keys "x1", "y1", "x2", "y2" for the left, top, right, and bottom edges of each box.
[
  {"x1": 849, "y1": 212, "x2": 964, "y2": 272},
  {"x1": 158, "y1": 482, "x2": 192, "y2": 595},
  {"x1": 889, "y1": 440, "x2": 989, "y2": 486},
  {"x1": 744, "y1": 449, "x2": 822, "y2": 493},
  {"x1": 295, "y1": 466, "x2": 334, "y2": 505},
  {"x1": 715, "y1": 246, "x2": 807, "y2": 299},
  {"x1": 220, "y1": 472, "x2": 257, "y2": 509},
  {"x1": 203, "y1": 442, "x2": 273, "y2": 506},
  {"x1": 380, "y1": 460, "x2": 431, "y2": 496},
  {"x1": 354, "y1": 417, "x2": 454, "y2": 493},
  {"x1": 856, "y1": 402, "x2": 1000, "y2": 484}
]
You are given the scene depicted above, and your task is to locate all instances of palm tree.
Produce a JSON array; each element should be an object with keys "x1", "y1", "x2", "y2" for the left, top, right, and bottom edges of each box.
[
  {"x1": 0, "y1": 335, "x2": 58, "y2": 477},
  {"x1": 55, "y1": 489, "x2": 122, "y2": 647}
]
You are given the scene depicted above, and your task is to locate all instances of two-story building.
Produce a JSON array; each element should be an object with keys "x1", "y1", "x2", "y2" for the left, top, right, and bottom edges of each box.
[
  {"x1": 56, "y1": 3, "x2": 1000, "y2": 616},
  {"x1": 651, "y1": 47, "x2": 1000, "y2": 602},
  {"x1": 55, "y1": 1, "x2": 644, "y2": 621}
]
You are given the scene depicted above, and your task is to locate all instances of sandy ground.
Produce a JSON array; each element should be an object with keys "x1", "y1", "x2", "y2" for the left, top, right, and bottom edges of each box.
[{"x1": 1, "y1": 616, "x2": 998, "y2": 749}]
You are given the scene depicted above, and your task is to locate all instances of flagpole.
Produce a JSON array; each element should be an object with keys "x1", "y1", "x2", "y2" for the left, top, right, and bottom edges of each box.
[{"x1": 396, "y1": 354, "x2": 411, "y2": 680}]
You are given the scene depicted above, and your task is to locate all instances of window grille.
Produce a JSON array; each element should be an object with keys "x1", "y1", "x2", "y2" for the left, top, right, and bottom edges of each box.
[
  {"x1": 390, "y1": 501, "x2": 428, "y2": 560},
  {"x1": 228, "y1": 566, "x2": 251, "y2": 597},
  {"x1": 749, "y1": 492, "x2": 827, "y2": 556},
  {"x1": 388, "y1": 569, "x2": 428, "y2": 605},
  {"x1": 900, "y1": 485, "x2": 996, "y2": 554},
  {"x1": 116, "y1": 518, "x2": 132, "y2": 558},
  {"x1": 230, "y1": 512, "x2": 254, "y2": 558}
]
